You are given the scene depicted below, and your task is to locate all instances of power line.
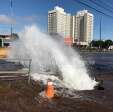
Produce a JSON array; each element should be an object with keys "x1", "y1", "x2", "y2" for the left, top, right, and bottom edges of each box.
[
  {"x1": 99, "y1": 0, "x2": 113, "y2": 11},
  {"x1": 72, "y1": 0, "x2": 113, "y2": 19},
  {"x1": 90, "y1": 0, "x2": 113, "y2": 14}
]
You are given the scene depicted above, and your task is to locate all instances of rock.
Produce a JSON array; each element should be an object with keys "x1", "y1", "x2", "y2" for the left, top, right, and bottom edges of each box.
[{"x1": 95, "y1": 80, "x2": 104, "y2": 90}]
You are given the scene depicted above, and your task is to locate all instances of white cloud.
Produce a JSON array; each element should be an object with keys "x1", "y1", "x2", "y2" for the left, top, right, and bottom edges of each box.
[
  {"x1": 23, "y1": 15, "x2": 37, "y2": 21},
  {"x1": 23, "y1": 15, "x2": 46, "y2": 22},
  {"x1": 0, "y1": 15, "x2": 15, "y2": 24}
]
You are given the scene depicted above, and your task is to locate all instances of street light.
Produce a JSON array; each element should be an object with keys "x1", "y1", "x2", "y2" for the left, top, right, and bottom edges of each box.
[{"x1": 99, "y1": 16, "x2": 102, "y2": 50}]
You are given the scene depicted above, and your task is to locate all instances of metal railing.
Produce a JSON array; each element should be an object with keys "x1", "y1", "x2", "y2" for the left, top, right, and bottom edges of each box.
[{"x1": 0, "y1": 58, "x2": 32, "y2": 83}]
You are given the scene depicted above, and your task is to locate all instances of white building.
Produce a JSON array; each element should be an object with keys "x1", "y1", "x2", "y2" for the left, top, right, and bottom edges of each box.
[
  {"x1": 48, "y1": 6, "x2": 72, "y2": 38},
  {"x1": 74, "y1": 10, "x2": 94, "y2": 45},
  {"x1": 48, "y1": 7, "x2": 94, "y2": 46}
]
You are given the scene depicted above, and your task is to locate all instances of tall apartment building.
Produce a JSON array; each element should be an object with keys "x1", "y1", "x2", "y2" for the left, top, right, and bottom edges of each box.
[
  {"x1": 48, "y1": 7, "x2": 94, "y2": 46},
  {"x1": 48, "y1": 6, "x2": 73, "y2": 45},
  {"x1": 74, "y1": 10, "x2": 93, "y2": 45}
]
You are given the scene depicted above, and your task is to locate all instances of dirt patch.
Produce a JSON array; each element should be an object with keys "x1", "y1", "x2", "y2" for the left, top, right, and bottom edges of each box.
[{"x1": 0, "y1": 78, "x2": 112, "y2": 112}]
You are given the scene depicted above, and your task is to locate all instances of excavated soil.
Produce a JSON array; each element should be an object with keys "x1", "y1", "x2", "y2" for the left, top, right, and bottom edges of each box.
[{"x1": 0, "y1": 74, "x2": 113, "y2": 112}]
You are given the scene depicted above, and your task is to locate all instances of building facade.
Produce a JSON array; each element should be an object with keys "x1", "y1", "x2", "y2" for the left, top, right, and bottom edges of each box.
[
  {"x1": 48, "y1": 6, "x2": 73, "y2": 46},
  {"x1": 74, "y1": 10, "x2": 93, "y2": 45},
  {"x1": 48, "y1": 7, "x2": 94, "y2": 46}
]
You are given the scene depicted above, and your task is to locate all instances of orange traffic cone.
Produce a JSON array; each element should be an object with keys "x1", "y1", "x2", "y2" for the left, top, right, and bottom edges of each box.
[{"x1": 45, "y1": 80, "x2": 55, "y2": 99}]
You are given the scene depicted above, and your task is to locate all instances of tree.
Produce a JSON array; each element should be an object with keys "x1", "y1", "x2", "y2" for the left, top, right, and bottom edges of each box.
[
  {"x1": 104, "y1": 40, "x2": 113, "y2": 48},
  {"x1": 96, "y1": 40, "x2": 104, "y2": 48},
  {"x1": 90, "y1": 40, "x2": 104, "y2": 48},
  {"x1": 90, "y1": 39, "x2": 113, "y2": 49},
  {"x1": 90, "y1": 40, "x2": 97, "y2": 47}
]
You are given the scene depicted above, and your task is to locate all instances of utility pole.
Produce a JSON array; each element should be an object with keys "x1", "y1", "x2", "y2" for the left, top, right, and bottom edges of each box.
[
  {"x1": 99, "y1": 16, "x2": 102, "y2": 51},
  {"x1": 10, "y1": 0, "x2": 13, "y2": 37}
]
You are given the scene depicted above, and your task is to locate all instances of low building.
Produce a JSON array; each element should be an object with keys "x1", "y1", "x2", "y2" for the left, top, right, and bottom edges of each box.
[{"x1": 0, "y1": 33, "x2": 19, "y2": 47}]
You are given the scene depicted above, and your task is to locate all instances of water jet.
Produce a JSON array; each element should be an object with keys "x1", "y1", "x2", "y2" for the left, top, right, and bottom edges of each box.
[{"x1": 8, "y1": 25, "x2": 97, "y2": 90}]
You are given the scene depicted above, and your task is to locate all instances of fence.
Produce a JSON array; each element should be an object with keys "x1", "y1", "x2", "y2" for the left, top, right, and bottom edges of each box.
[{"x1": 0, "y1": 58, "x2": 32, "y2": 83}]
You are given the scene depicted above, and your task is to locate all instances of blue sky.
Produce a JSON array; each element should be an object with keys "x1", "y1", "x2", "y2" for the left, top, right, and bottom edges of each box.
[{"x1": 0, "y1": 0, "x2": 113, "y2": 40}]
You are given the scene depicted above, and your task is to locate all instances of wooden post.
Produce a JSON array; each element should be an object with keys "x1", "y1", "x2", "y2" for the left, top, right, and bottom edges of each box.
[{"x1": 28, "y1": 59, "x2": 32, "y2": 84}]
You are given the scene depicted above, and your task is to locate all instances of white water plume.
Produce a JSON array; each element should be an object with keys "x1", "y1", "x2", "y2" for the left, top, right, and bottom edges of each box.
[{"x1": 8, "y1": 25, "x2": 97, "y2": 90}]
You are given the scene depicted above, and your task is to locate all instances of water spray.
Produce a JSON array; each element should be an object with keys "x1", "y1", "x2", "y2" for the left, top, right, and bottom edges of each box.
[{"x1": 8, "y1": 25, "x2": 97, "y2": 90}]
